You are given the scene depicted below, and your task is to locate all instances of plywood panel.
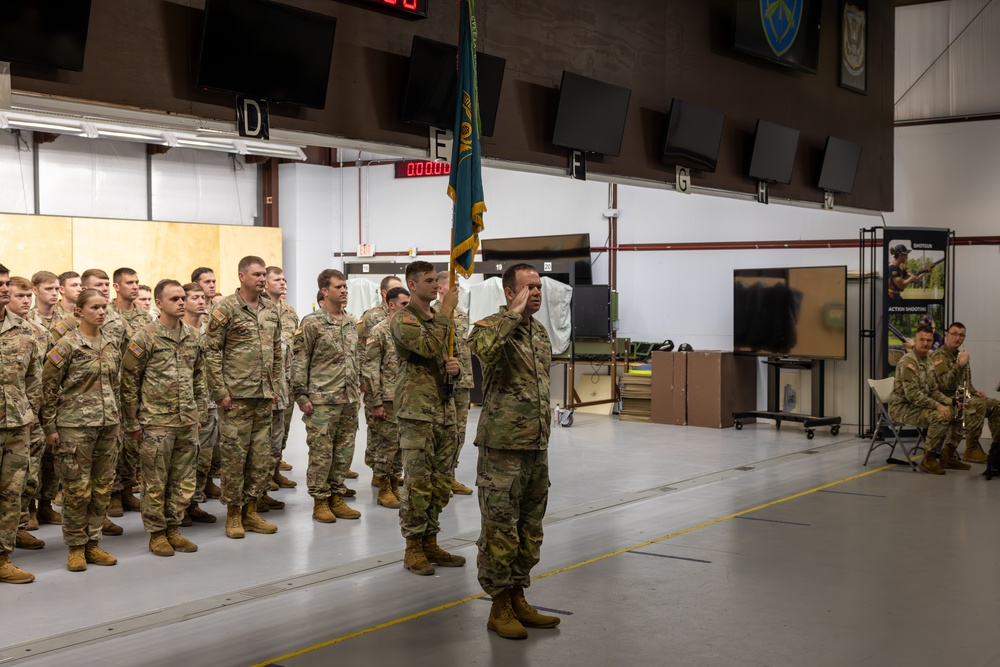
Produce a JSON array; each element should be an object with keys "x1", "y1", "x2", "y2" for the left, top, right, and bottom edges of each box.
[
  {"x1": 0, "y1": 214, "x2": 74, "y2": 279},
  {"x1": 217, "y1": 226, "x2": 283, "y2": 297}
]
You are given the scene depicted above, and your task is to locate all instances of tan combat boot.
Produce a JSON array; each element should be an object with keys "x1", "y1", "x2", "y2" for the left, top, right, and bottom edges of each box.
[
  {"x1": 102, "y1": 516, "x2": 124, "y2": 535},
  {"x1": 148, "y1": 530, "x2": 174, "y2": 557},
  {"x1": 243, "y1": 500, "x2": 278, "y2": 534},
  {"x1": 312, "y1": 497, "x2": 337, "y2": 523},
  {"x1": 26, "y1": 499, "x2": 39, "y2": 530},
  {"x1": 273, "y1": 472, "x2": 297, "y2": 488},
  {"x1": 0, "y1": 553, "x2": 35, "y2": 584},
  {"x1": 67, "y1": 545, "x2": 87, "y2": 572},
  {"x1": 422, "y1": 534, "x2": 465, "y2": 567},
  {"x1": 919, "y1": 452, "x2": 946, "y2": 475},
  {"x1": 279, "y1": 460, "x2": 293, "y2": 471},
  {"x1": 259, "y1": 493, "x2": 285, "y2": 510},
  {"x1": 204, "y1": 478, "x2": 222, "y2": 500},
  {"x1": 487, "y1": 590, "x2": 528, "y2": 639},
  {"x1": 225, "y1": 505, "x2": 245, "y2": 539},
  {"x1": 964, "y1": 440, "x2": 989, "y2": 463},
  {"x1": 268, "y1": 479, "x2": 279, "y2": 492},
  {"x1": 166, "y1": 526, "x2": 198, "y2": 553},
  {"x1": 85, "y1": 540, "x2": 117, "y2": 566},
  {"x1": 329, "y1": 494, "x2": 361, "y2": 520},
  {"x1": 186, "y1": 502, "x2": 217, "y2": 523},
  {"x1": 37, "y1": 498, "x2": 62, "y2": 525},
  {"x1": 941, "y1": 444, "x2": 971, "y2": 470},
  {"x1": 403, "y1": 537, "x2": 434, "y2": 576},
  {"x1": 451, "y1": 478, "x2": 473, "y2": 495},
  {"x1": 346, "y1": 469, "x2": 359, "y2": 479},
  {"x1": 342, "y1": 487, "x2": 357, "y2": 498},
  {"x1": 376, "y1": 477, "x2": 400, "y2": 509},
  {"x1": 107, "y1": 491, "x2": 124, "y2": 517},
  {"x1": 510, "y1": 587, "x2": 561, "y2": 628},
  {"x1": 390, "y1": 476, "x2": 402, "y2": 501},
  {"x1": 16, "y1": 529, "x2": 45, "y2": 550},
  {"x1": 371, "y1": 474, "x2": 379, "y2": 488},
  {"x1": 121, "y1": 487, "x2": 141, "y2": 512}
]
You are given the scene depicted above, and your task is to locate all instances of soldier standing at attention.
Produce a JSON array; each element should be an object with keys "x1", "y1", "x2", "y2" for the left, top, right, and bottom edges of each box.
[
  {"x1": 469, "y1": 263, "x2": 560, "y2": 640},
  {"x1": 889, "y1": 325, "x2": 954, "y2": 475},
  {"x1": 264, "y1": 266, "x2": 298, "y2": 496},
  {"x1": 56, "y1": 271, "x2": 82, "y2": 321},
  {"x1": 180, "y1": 283, "x2": 218, "y2": 524},
  {"x1": 135, "y1": 285, "x2": 152, "y2": 313},
  {"x1": 121, "y1": 280, "x2": 206, "y2": 557},
  {"x1": 41, "y1": 288, "x2": 121, "y2": 572},
  {"x1": 192, "y1": 267, "x2": 224, "y2": 308},
  {"x1": 361, "y1": 286, "x2": 410, "y2": 510},
  {"x1": 360, "y1": 275, "x2": 403, "y2": 484},
  {"x1": 0, "y1": 267, "x2": 42, "y2": 584},
  {"x1": 293, "y1": 269, "x2": 361, "y2": 524},
  {"x1": 435, "y1": 270, "x2": 474, "y2": 496},
  {"x1": 29, "y1": 271, "x2": 63, "y2": 331},
  {"x1": 390, "y1": 261, "x2": 465, "y2": 576},
  {"x1": 204, "y1": 256, "x2": 282, "y2": 539}
]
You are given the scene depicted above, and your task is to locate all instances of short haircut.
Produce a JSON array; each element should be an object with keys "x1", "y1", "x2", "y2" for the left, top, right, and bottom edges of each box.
[
  {"x1": 182, "y1": 282, "x2": 204, "y2": 296},
  {"x1": 31, "y1": 270, "x2": 58, "y2": 287},
  {"x1": 405, "y1": 261, "x2": 436, "y2": 285},
  {"x1": 946, "y1": 321, "x2": 966, "y2": 332},
  {"x1": 75, "y1": 288, "x2": 105, "y2": 310},
  {"x1": 502, "y1": 263, "x2": 538, "y2": 292},
  {"x1": 316, "y1": 289, "x2": 324, "y2": 303},
  {"x1": 317, "y1": 268, "x2": 346, "y2": 289},
  {"x1": 915, "y1": 324, "x2": 935, "y2": 336},
  {"x1": 138, "y1": 284, "x2": 151, "y2": 293},
  {"x1": 266, "y1": 266, "x2": 283, "y2": 277},
  {"x1": 436, "y1": 270, "x2": 450, "y2": 284},
  {"x1": 81, "y1": 268, "x2": 109, "y2": 284},
  {"x1": 385, "y1": 286, "x2": 410, "y2": 303},
  {"x1": 0, "y1": 263, "x2": 10, "y2": 276},
  {"x1": 154, "y1": 279, "x2": 183, "y2": 302},
  {"x1": 380, "y1": 275, "x2": 401, "y2": 291},
  {"x1": 113, "y1": 267, "x2": 137, "y2": 284},
  {"x1": 10, "y1": 276, "x2": 32, "y2": 291},
  {"x1": 191, "y1": 267, "x2": 214, "y2": 282},
  {"x1": 58, "y1": 271, "x2": 80, "y2": 286},
  {"x1": 238, "y1": 256, "x2": 265, "y2": 274}
]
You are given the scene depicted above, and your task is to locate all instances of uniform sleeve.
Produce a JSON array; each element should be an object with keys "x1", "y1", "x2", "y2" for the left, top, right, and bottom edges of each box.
[
  {"x1": 203, "y1": 303, "x2": 231, "y2": 403},
  {"x1": 292, "y1": 320, "x2": 313, "y2": 407},
  {"x1": 931, "y1": 352, "x2": 964, "y2": 395},
  {"x1": 23, "y1": 340, "x2": 42, "y2": 418},
  {"x1": 40, "y1": 341, "x2": 71, "y2": 435},
  {"x1": 469, "y1": 311, "x2": 522, "y2": 365},
  {"x1": 193, "y1": 338, "x2": 208, "y2": 425},
  {"x1": 361, "y1": 333, "x2": 383, "y2": 407},
  {"x1": 896, "y1": 360, "x2": 938, "y2": 409},
  {"x1": 120, "y1": 332, "x2": 150, "y2": 433},
  {"x1": 390, "y1": 311, "x2": 450, "y2": 360},
  {"x1": 271, "y1": 313, "x2": 283, "y2": 401}
]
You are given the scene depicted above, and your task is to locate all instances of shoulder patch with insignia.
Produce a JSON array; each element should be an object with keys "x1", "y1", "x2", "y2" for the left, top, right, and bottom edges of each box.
[
  {"x1": 932, "y1": 358, "x2": 943, "y2": 365},
  {"x1": 294, "y1": 328, "x2": 303, "y2": 337},
  {"x1": 127, "y1": 341, "x2": 146, "y2": 359},
  {"x1": 46, "y1": 349, "x2": 63, "y2": 367},
  {"x1": 211, "y1": 309, "x2": 226, "y2": 322},
  {"x1": 401, "y1": 315, "x2": 418, "y2": 325},
  {"x1": 906, "y1": 362, "x2": 916, "y2": 371},
  {"x1": 367, "y1": 336, "x2": 376, "y2": 344},
  {"x1": 474, "y1": 320, "x2": 489, "y2": 327},
  {"x1": 54, "y1": 322, "x2": 68, "y2": 335}
]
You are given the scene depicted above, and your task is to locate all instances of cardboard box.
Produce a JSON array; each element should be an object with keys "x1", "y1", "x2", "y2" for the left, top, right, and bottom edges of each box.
[
  {"x1": 686, "y1": 351, "x2": 757, "y2": 428},
  {"x1": 650, "y1": 351, "x2": 687, "y2": 425}
]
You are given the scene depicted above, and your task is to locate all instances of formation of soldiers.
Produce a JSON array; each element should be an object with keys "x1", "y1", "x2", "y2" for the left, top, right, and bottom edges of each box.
[{"x1": 0, "y1": 256, "x2": 559, "y2": 639}]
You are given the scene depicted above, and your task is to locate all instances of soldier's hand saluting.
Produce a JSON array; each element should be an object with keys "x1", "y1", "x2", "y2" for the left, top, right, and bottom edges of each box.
[{"x1": 509, "y1": 285, "x2": 531, "y2": 316}]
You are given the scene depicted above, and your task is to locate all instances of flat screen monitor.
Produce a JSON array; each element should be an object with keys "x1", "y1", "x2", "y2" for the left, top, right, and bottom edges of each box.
[
  {"x1": 481, "y1": 233, "x2": 591, "y2": 261},
  {"x1": 818, "y1": 136, "x2": 862, "y2": 194},
  {"x1": 661, "y1": 99, "x2": 726, "y2": 172},
  {"x1": 0, "y1": 0, "x2": 92, "y2": 71},
  {"x1": 399, "y1": 36, "x2": 506, "y2": 137},
  {"x1": 197, "y1": 0, "x2": 337, "y2": 109},
  {"x1": 732, "y1": 0, "x2": 822, "y2": 73},
  {"x1": 573, "y1": 285, "x2": 611, "y2": 339},
  {"x1": 749, "y1": 119, "x2": 799, "y2": 184},
  {"x1": 733, "y1": 266, "x2": 847, "y2": 360},
  {"x1": 552, "y1": 71, "x2": 631, "y2": 157}
]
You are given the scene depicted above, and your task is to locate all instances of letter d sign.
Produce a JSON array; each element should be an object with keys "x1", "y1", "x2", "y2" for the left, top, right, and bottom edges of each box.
[{"x1": 236, "y1": 96, "x2": 269, "y2": 140}]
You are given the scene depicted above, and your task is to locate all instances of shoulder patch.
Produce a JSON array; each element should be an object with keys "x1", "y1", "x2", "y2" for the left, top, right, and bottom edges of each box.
[
  {"x1": 474, "y1": 320, "x2": 489, "y2": 327},
  {"x1": 127, "y1": 341, "x2": 146, "y2": 359},
  {"x1": 294, "y1": 328, "x2": 303, "y2": 337},
  {"x1": 401, "y1": 315, "x2": 418, "y2": 325},
  {"x1": 46, "y1": 349, "x2": 63, "y2": 367},
  {"x1": 906, "y1": 362, "x2": 916, "y2": 371},
  {"x1": 211, "y1": 309, "x2": 226, "y2": 322},
  {"x1": 367, "y1": 336, "x2": 376, "y2": 345},
  {"x1": 932, "y1": 357, "x2": 943, "y2": 365},
  {"x1": 54, "y1": 322, "x2": 68, "y2": 335}
]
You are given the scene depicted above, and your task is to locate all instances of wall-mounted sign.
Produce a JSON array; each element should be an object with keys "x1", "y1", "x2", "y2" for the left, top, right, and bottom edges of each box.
[{"x1": 394, "y1": 160, "x2": 452, "y2": 178}]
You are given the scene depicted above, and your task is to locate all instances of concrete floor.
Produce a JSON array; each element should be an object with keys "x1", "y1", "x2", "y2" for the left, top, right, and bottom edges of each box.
[{"x1": 3, "y1": 410, "x2": 998, "y2": 667}]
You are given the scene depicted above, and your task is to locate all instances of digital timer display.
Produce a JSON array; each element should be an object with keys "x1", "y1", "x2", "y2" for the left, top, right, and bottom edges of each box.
[
  {"x1": 394, "y1": 160, "x2": 451, "y2": 178},
  {"x1": 356, "y1": 0, "x2": 428, "y2": 19}
]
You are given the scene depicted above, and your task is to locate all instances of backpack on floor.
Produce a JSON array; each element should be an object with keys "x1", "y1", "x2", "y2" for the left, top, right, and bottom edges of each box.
[{"x1": 983, "y1": 442, "x2": 1000, "y2": 480}]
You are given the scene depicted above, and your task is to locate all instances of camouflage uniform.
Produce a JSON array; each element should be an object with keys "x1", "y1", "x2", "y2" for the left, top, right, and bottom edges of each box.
[
  {"x1": 469, "y1": 307, "x2": 552, "y2": 597},
  {"x1": 931, "y1": 346, "x2": 1000, "y2": 448},
  {"x1": 203, "y1": 291, "x2": 282, "y2": 508},
  {"x1": 359, "y1": 303, "x2": 390, "y2": 471},
  {"x1": 293, "y1": 308, "x2": 359, "y2": 500},
  {"x1": 435, "y1": 304, "x2": 474, "y2": 473},
  {"x1": 121, "y1": 321, "x2": 207, "y2": 533},
  {"x1": 0, "y1": 312, "x2": 42, "y2": 559},
  {"x1": 271, "y1": 301, "x2": 298, "y2": 471},
  {"x1": 26, "y1": 310, "x2": 62, "y2": 507},
  {"x1": 361, "y1": 318, "x2": 402, "y2": 480},
  {"x1": 28, "y1": 307, "x2": 64, "y2": 334},
  {"x1": 107, "y1": 303, "x2": 153, "y2": 497},
  {"x1": 41, "y1": 329, "x2": 121, "y2": 547},
  {"x1": 390, "y1": 305, "x2": 458, "y2": 540},
  {"x1": 889, "y1": 350, "x2": 952, "y2": 455},
  {"x1": 17, "y1": 318, "x2": 49, "y2": 528},
  {"x1": 192, "y1": 320, "x2": 220, "y2": 503}
]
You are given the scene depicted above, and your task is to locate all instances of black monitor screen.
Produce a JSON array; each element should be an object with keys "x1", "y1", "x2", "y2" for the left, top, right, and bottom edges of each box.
[
  {"x1": 0, "y1": 0, "x2": 92, "y2": 71},
  {"x1": 573, "y1": 285, "x2": 611, "y2": 339},
  {"x1": 749, "y1": 120, "x2": 799, "y2": 184},
  {"x1": 480, "y1": 233, "x2": 591, "y2": 261},
  {"x1": 818, "y1": 136, "x2": 862, "y2": 194},
  {"x1": 732, "y1": 0, "x2": 822, "y2": 73},
  {"x1": 197, "y1": 0, "x2": 337, "y2": 109},
  {"x1": 552, "y1": 72, "x2": 631, "y2": 157},
  {"x1": 661, "y1": 99, "x2": 726, "y2": 172},
  {"x1": 400, "y1": 36, "x2": 506, "y2": 137}
]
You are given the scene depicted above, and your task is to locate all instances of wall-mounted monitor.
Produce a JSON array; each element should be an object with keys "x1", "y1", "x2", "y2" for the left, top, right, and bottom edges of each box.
[
  {"x1": 573, "y1": 285, "x2": 612, "y2": 339},
  {"x1": 660, "y1": 99, "x2": 726, "y2": 173},
  {"x1": 818, "y1": 137, "x2": 862, "y2": 194},
  {"x1": 732, "y1": 0, "x2": 822, "y2": 73},
  {"x1": 481, "y1": 233, "x2": 592, "y2": 285},
  {"x1": 0, "y1": 0, "x2": 92, "y2": 71},
  {"x1": 197, "y1": 0, "x2": 337, "y2": 109},
  {"x1": 399, "y1": 36, "x2": 506, "y2": 137},
  {"x1": 748, "y1": 120, "x2": 799, "y2": 184},
  {"x1": 552, "y1": 72, "x2": 631, "y2": 157}
]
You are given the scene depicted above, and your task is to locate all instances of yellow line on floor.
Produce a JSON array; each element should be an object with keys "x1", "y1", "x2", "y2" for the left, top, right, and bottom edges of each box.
[{"x1": 250, "y1": 462, "x2": 894, "y2": 667}]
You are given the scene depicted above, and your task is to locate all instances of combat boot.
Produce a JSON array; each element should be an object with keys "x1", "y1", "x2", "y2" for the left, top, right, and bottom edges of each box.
[
  {"x1": 67, "y1": 545, "x2": 86, "y2": 572},
  {"x1": 919, "y1": 452, "x2": 946, "y2": 475},
  {"x1": 371, "y1": 474, "x2": 379, "y2": 487},
  {"x1": 165, "y1": 526, "x2": 198, "y2": 553},
  {"x1": 16, "y1": 529, "x2": 45, "y2": 550},
  {"x1": 510, "y1": 587, "x2": 561, "y2": 628},
  {"x1": 259, "y1": 493, "x2": 285, "y2": 510},
  {"x1": 376, "y1": 477, "x2": 400, "y2": 509},
  {"x1": 422, "y1": 534, "x2": 465, "y2": 567},
  {"x1": 941, "y1": 444, "x2": 972, "y2": 470},
  {"x1": 148, "y1": 530, "x2": 174, "y2": 557},
  {"x1": 37, "y1": 499, "x2": 62, "y2": 525},
  {"x1": 204, "y1": 478, "x2": 222, "y2": 499},
  {"x1": 225, "y1": 505, "x2": 245, "y2": 539},
  {"x1": 53, "y1": 490, "x2": 63, "y2": 507},
  {"x1": 329, "y1": 494, "x2": 361, "y2": 520},
  {"x1": 0, "y1": 553, "x2": 34, "y2": 584},
  {"x1": 312, "y1": 497, "x2": 337, "y2": 523},
  {"x1": 85, "y1": 540, "x2": 117, "y2": 566},
  {"x1": 964, "y1": 440, "x2": 989, "y2": 463},
  {"x1": 403, "y1": 537, "x2": 434, "y2": 576},
  {"x1": 121, "y1": 487, "x2": 141, "y2": 512},
  {"x1": 346, "y1": 469, "x2": 359, "y2": 479},
  {"x1": 268, "y1": 479, "x2": 279, "y2": 492},
  {"x1": 451, "y1": 478, "x2": 473, "y2": 495},
  {"x1": 487, "y1": 590, "x2": 528, "y2": 639},
  {"x1": 181, "y1": 512, "x2": 193, "y2": 527},
  {"x1": 273, "y1": 472, "x2": 297, "y2": 488},
  {"x1": 390, "y1": 476, "x2": 402, "y2": 502},
  {"x1": 26, "y1": 499, "x2": 38, "y2": 530},
  {"x1": 186, "y1": 502, "x2": 217, "y2": 523},
  {"x1": 342, "y1": 487, "x2": 357, "y2": 498},
  {"x1": 243, "y1": 500, "x2": 278, "y2": 534},
  {"x1": 279, "y1": 460, "x2": 293, "y2": 471},
  {"x1": 102, "y1": 516, "x2": 124, "y2": 536},
  {"x1": 107, "y1": 491, "x2": 124, "y2": 517}
]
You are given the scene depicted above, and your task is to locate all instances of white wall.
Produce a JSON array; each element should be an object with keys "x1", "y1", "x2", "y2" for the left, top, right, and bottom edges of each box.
[
  {"x1": 0, "y1": 130, "x2": 35, "y2": 214},
  {"x1": 39, "y1": 135, "x2": 147, "y2": 219},
  {"x1": 151, "y1": 148, "x2": 258, "y2": 225}
]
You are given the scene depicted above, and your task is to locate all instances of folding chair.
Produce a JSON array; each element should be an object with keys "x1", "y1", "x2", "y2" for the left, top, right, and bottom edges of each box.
[{"x1": 864, "y1": 378, "x2": 924, "y2": 471}]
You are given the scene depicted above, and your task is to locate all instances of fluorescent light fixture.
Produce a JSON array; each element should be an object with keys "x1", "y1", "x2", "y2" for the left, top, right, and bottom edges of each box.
[
  {"x1": 175, "y1": 137, "x2": 237, "y2": 151},
  {"x1": 242, "y1": 142, "x2": 306, "y2": 160},
  {"x1": 95, "y1": 127, "x2": 169, "y2": 144},
  {"x1": 5, "y1": 116, "x2": 87, "y2": 134}
]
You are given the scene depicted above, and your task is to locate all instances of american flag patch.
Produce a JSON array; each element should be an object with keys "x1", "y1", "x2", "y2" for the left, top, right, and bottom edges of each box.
[
  {"x1": 46, "y1": 349, "x2": 63, "y2": 366},
  {"x1": 211, "y1": 309, "x2": 226, "y2": 322},
  {"x1": 906, "y1": 362, "x2": 916, "y2": 371},
  {"x1": 401, "y1": 315, "x2": 417, "y2": 325},
  {"x1": 127, "y1": 341, "x2": 145, "y2": 359},
  {"x1": 367, "y1": 336, "x2": 376, "y2": 344}
]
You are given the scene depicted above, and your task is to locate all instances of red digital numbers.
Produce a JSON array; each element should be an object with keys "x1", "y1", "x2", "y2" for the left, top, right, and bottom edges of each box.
[
  {"x1": 361, "y1": 0, "x2": 427, "y2": 17},
  {"x1": 394, "y1": 160, "x2": 452, "y2": 178}
]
